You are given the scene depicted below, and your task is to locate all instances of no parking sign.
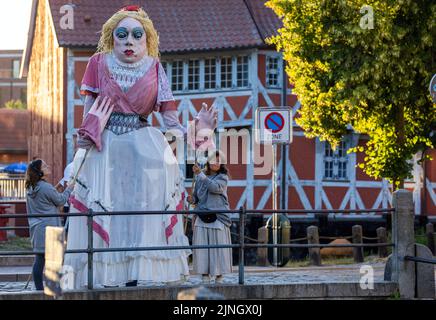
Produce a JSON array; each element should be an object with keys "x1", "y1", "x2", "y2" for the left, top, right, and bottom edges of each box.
[{"x1": 256, "y1": 107, "x2": 292, "y2": 144}]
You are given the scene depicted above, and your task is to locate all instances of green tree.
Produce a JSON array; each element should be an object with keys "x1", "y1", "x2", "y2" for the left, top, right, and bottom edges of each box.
[
  {"x1": 267, "y1": 0, "x2": 435, "y2": 189},
  {"x1": 4, "y1": 99, "x2": 27, "y2": 110}
]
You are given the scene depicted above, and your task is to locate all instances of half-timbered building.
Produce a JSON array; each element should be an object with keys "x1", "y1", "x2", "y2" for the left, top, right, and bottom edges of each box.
[{"x1": 21, "y1": 0, "x2": 436, "y2": 219}]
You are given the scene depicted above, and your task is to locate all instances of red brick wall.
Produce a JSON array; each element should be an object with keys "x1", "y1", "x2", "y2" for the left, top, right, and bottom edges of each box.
[{"x1": 66, "y1": 51, "x2": 436, "y2": 215}]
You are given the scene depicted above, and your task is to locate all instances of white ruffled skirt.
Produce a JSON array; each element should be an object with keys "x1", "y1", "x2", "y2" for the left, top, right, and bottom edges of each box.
[{"x1": 63, "y1": 126, "x2": 190, "y2": 289}]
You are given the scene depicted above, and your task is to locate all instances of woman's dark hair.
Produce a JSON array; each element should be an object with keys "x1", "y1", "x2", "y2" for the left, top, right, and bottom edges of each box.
[
  {"x1": 25, "y1": 159, "x2": 44, "y2": 189},
  {"x1": 205, "y1": 151, "x2": 230, "y2": 178}
]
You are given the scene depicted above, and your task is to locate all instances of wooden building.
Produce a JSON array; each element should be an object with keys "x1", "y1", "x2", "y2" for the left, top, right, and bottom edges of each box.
[
  {"x1": 0, "y1": 50, "x2": 27, "y2": 108},
  {"x1": 0, "y1": 109, "x2": 28, "y2": 165},
  {"x1": 21, "y1": 0, "x2": 436, "y2": 218},
  {"x1": 0, "y1": 50, "x2": 28, "y2": 164}
]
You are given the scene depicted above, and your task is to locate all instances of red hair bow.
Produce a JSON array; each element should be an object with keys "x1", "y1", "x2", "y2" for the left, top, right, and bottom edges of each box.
[{"x1": 122, "y1": 5, "x2": 140, "y2": 12}]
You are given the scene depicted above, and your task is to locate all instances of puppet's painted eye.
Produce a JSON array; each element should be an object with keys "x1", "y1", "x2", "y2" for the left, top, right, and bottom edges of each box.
[
  {"x1": 132, "y1": 28, "x2": 144, "y2": 40},
  {"x1": 115, "y1": 27, "x2": 128, "y2": 39}
]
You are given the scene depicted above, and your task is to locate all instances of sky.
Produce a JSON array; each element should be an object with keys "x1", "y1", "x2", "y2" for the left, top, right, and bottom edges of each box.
[{"x1": 0, "y1": 0, "x2": 33, "y2": 50}]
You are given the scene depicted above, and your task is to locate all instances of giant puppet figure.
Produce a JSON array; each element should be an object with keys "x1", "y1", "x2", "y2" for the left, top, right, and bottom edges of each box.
[{"x1": 63, "y1": 6, "x2": 217, "y2": 288}]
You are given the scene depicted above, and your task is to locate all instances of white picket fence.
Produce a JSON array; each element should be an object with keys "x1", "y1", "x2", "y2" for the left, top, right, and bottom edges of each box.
[{"x1": 0, "y1": 173, "x2": 26, "y2": 200}]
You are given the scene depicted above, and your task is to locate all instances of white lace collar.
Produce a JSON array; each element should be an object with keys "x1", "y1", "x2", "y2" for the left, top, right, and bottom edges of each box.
[{"x1": 109, "y1": 52, "x2": 152, "y2": 69}]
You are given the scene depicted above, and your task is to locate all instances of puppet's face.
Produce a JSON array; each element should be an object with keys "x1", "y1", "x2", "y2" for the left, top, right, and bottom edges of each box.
[{"x1": 113, "y1": 17, "x2": 147, "y2": 64}]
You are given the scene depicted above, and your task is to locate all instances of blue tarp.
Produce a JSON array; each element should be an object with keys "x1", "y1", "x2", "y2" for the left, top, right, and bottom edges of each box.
[{"x1": 2, "y1": 162, "x2": 27, "y2": 174}]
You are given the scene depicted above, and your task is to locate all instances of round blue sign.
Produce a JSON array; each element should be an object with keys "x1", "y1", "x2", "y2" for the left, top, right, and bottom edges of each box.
[{"x1": 264, "y1": 112, "x2": 285, "y2": 133}]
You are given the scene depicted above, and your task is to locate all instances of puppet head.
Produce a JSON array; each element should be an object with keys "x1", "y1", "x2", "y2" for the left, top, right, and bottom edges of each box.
[{"x1": 97, "y1": 6, "x2": 159, "y2": 63}]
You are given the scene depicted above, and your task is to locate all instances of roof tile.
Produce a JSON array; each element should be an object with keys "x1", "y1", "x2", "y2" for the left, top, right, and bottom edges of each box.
[
  {"x1": 48, "y1": 0, "x2": 279, "y2": 52},
  {"x1": 244, "y1": 0, "x2": 282, "y2": 40}
]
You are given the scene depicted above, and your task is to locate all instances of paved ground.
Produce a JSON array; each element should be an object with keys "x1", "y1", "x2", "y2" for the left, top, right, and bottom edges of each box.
[
  {"x1": 1, "y1": 262, "x2": 434, "y2": 298},
  {"x1": 0, "y1": 262, "x2": 388, "y2": 293}
]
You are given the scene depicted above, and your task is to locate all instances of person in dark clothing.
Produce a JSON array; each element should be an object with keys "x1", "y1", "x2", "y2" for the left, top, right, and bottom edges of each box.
[{"x1": 25, "y1": 159, "x2": 74, "y2": 291}]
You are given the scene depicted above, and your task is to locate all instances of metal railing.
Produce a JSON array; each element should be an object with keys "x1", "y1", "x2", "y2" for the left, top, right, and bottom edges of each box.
[
  {"x1": 404, "y1": 256, "x2": 436, "y2": 264},
  {"x1": 0, "y1": 207, "x2": 395, "y2": 290}
]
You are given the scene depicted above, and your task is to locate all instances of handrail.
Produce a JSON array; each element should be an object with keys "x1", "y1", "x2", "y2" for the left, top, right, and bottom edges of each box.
[
  {"x1": 404, "y1": 256, "x2": 436, "y2": 265},
  {"x1": 0, "y1": 207, "x2": 396, "y2": 290},
  {"x1": 0, "y1": 208, "x2": 394, "y2": 219}
]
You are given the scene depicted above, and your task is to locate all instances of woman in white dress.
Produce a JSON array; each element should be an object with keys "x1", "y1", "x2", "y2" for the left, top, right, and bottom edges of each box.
[{"x1": 63, "y1": 5, "x2": 217, "y2": 289}]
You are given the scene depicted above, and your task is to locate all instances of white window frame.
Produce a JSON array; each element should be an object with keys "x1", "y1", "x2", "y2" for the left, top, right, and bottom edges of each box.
[
  {"x1": 220, "y1": 56, "x2": 233, "y2": 89},
  {"x1": 199, "y1": 59, "x2": 205, "y2": 91},
  {"x1": 12, "y1": 60, "x2": 20, "y2": 79},
  {"x1": 187, "y1": 59, "x2": 200, "y2": 91},
  {"x1": 204, "y1": 57, "x2": 217, "y2": 90},
  {"x1": 323, "y1": 139, "x2": 349, "y2": 181},
  {"x1": 215, "y1": 57, "x2": 221, "y2": 89},
  {"x1": 266, "y1": 54, "x2": 281, "y2": 88},
  {"x1": 171, "y1": 60, "x2": 184, "y2": 92},
  {"x1": 162, "y1": 51, "x2": 252, "y2": 93},
  {"x1": 236, "y1": 55, "x2": 250, "y2": 88}
]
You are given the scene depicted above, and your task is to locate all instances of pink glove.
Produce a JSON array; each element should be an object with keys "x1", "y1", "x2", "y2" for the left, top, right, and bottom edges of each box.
[
  {"x1": 87, "y1": 96, "x2": 113, "y2": 134},
  {"x1": 77, "y1": 96, "x2": 114, "y2": 151},
  {"x1": 187, "y1": 103, "x2": 218, "y2": 151}
]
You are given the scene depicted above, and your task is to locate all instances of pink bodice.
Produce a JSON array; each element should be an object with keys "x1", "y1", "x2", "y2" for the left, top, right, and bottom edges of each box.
[
  {"x1": 78, "y1": 52, "x2": 215, "y2": 153},
  {"x1": 81, "y1": 52, "x2": 176, "y2": 116}
]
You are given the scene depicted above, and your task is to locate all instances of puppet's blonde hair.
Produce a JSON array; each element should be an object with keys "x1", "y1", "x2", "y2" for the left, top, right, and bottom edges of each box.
[{"x1": 97, "y1": 7, "x2": 159, "y2": 57}]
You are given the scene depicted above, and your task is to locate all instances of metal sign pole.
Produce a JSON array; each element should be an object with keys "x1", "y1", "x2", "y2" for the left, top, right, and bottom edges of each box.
[
  {"x1": 272, "y1": 143, "x2": 278, "y2": 266},
  {"x1": 256, "y1": 106, "x2": 292, "y2": 268}
]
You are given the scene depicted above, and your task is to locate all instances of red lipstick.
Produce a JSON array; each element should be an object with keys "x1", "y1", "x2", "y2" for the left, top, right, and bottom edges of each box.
[{"x1": 124, "y1": 50, "x2": 134, "y2": 56}]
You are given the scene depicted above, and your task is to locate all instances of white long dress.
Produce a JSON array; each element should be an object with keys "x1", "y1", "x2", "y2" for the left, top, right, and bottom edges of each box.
[{"x1": 62, "y1": 53, "x2": 190, "y2": 289}]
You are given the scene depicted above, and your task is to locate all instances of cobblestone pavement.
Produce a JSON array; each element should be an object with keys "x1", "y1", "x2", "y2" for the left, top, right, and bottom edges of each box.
[{"x1": 0, "y1": 262, "x2": 390, "y2": 293}]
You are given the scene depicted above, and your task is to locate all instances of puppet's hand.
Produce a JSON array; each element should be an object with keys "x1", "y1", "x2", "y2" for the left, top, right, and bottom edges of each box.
[
  {"x1": 196, "y1": 103, "x2": 218, "y2": 131},
  {"x1": 88, "y1": 96, "x2": 114, "y2": 134},
  {"x1": 187, "y1": 103, "x2": 218, "y2": 151},
  {"x1": 190, "y1": 103, "x2": 218, "y2": 151}
]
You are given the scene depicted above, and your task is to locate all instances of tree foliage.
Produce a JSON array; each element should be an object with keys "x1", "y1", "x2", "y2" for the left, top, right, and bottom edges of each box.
[
  {"x1": 266, "y1": 0, "x2": 435, "y2": 188},
  {"x1": 4, "y1": 99, "x2": 27, "y2": 110}
]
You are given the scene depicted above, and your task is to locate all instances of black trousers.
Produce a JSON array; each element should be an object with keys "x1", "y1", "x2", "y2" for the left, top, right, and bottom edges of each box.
[{"x1": 32, "y1": 254, "x2": 45, "y2": 291}]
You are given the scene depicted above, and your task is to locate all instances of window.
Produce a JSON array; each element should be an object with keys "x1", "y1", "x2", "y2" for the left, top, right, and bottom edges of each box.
[
  {"x1": 20, "y1": 88, "x2": 27, "y2": 103},
  {"x1": 220, "y1": 57, "x2": 232, "y2": 88},
  {"x1": 171, "y1": 60, "x2": 184, "y2": 91},
  {"x1": 12, "y1": 60, "x2": 20, "y2": 78},
  {"x1": 165, "y1": 54, "x2": 251, "y2": 93},
  {"x1": 266, "y1": 56, "x2": 279, "y2": 87},
  {"x1": 237, "y1": 56, "x2": 249, "y2": 88},
  {"x1": 324, "y1": 140, "x2": 348, "y2": 180},
  {"x1": 204, "y1": 58, "x2": 216, "y2": 89},
  {"x1": 188, "y1": 60, "x2": 200, "y2": 91}
]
